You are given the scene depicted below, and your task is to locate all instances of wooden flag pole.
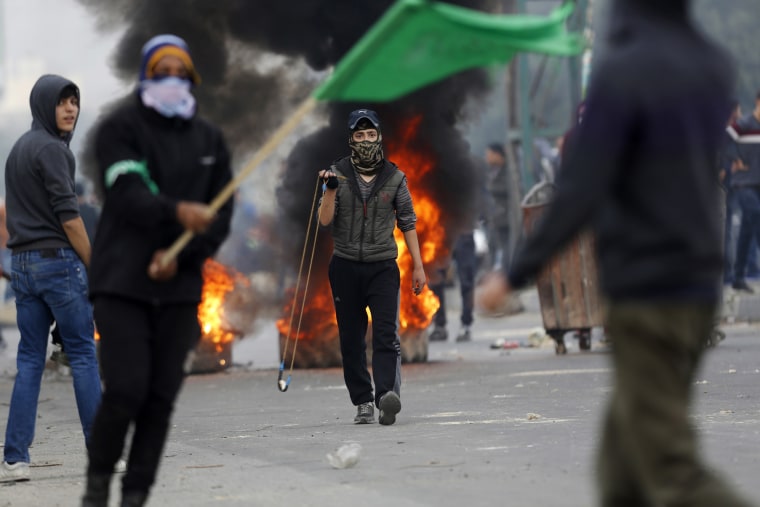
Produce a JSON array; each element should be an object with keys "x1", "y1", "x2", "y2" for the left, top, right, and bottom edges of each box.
[{"x1": 160, "y1": 95, "x2": 318, "y2": 267}]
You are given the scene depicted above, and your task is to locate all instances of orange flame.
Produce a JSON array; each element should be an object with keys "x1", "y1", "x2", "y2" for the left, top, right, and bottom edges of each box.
[
  {"x1": 276, "y1": 285, "x2": 336, "y2": 341},
  {"x1": 198, "y1": 259, "x2": 246, "y2": 355},
  {"x1": 387, "y1": 115, "x2": 443, "y2": 331}
]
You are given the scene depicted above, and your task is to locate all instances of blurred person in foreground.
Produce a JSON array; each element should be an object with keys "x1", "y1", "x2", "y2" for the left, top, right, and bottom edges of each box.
[
  {"x1": 477, "y1": 1, "x2": 755, "y2": 505},
  {"x1": 1, "y1": 75, "x2": 101, "y2": 483},
  {"x1": 317, "y1": 109, "x2": 426, "y2": 426},
  {"x1": 81, "y1": 35, "x2": 233, "y2": 507}
]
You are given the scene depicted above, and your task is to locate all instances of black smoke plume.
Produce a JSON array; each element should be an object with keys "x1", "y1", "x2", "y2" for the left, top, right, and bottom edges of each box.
[{"x1": 77, "y1": 0, "x2": 497, "y2": 276}]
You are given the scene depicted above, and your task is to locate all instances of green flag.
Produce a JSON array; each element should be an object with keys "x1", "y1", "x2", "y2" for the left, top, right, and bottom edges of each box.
[{"x1": 313, "y1": 0, "x2": 584, "y2": 102}]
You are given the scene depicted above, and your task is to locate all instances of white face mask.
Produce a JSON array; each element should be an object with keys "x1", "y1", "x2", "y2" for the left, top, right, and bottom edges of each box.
[{"x1": 139, "y1": 77, "x2": 196, "y2": 119}]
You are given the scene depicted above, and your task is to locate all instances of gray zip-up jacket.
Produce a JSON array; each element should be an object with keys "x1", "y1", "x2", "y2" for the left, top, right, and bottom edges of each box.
[
  {"x1": 5, "y1": 74, "x2": 81, "y2": 251},
  {"x1": 329, "y1": 157, "x2": 411, "y2": 262}
]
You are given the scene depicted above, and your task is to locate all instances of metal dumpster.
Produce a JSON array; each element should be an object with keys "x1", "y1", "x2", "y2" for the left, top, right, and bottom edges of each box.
[{"x1": 521, "y1": 182, "x2": 604, "y2": 354}]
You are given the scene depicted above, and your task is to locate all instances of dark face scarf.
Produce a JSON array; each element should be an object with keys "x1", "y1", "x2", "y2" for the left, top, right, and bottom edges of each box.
[{"x1": 349, "y1": 134, "x2": 384, "y2": 175}]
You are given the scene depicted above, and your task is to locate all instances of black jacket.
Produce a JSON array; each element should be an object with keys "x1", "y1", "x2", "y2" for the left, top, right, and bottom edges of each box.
[
  {"x1": 89, "y1": 94, "x2": 233, "y2": 304},
  {"x1": 509, "y1": 0, "x2": 735, "y2": 302}
]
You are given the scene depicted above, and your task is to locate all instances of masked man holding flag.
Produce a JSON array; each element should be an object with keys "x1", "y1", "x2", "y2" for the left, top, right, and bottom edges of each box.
[{"x1": 81, "y1": 34, "x2": 233, "y2": 507}]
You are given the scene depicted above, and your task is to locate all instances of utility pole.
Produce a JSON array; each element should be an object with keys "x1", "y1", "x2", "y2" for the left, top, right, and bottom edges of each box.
[
  {"x1": 501, "y1": 0, "x2": 591, "y2": 258},
  {"x1": 516, "y1": 0, "x2": 534, "y2": 191}
]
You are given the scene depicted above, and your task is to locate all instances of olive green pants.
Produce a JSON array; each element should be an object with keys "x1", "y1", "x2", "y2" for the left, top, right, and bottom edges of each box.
[{"x1": 598, "y1": 302, "x2": 754, "y2": 507}]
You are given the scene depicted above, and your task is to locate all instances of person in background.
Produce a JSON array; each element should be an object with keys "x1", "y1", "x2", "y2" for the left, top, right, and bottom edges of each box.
[
  {"x1": 429, "y1": 162, "x2": 489, "y2": 343},
  {"x1": 721, "y1": 101, "x2": 740, "y2": 284},
  {"x1": 727, "y1": 90, "x2": 760, "y2": 293},
  {"x1": 483, "y1": 143, "x2": 512, "y2": 271},
  {"x1": 428, "y1": 232, "x2": 477, "y2": 342},
  {"x1": 1, "y1": 75, "x2": 101, "y2": 483},
  {"x1": 0, "y1": 199, "x2": 10, "y2": 351},
  {"x1": 76, "y1": 180, "x2": 101, "y2": 245},
  {"x1": 0, "y1": 198, "x2": 12, "y2": 301},
  {"x1": 317, "y1": 108, "x2": 426, "y2": 426},
  {"x1": 477, "y1": 0, "x2": 755, "y2": 505},
  {"x1": 81, "y1": 34, "x2": 233, "y2": 507}
]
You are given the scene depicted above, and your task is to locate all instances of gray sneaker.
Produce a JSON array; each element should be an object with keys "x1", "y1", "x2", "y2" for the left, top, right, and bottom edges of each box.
[
  {"x1": 378, "y1": 392, "x2": 401, "y2": 426},
  {"x1": 455, "y1": 326, "x2": 472, "y2": 342},
  {"x1": 0, "y1": 461, "x2": 30, "y2": 483},
  {"x1": 354, "y1": 402, "x2": 375, "y2": 424}
]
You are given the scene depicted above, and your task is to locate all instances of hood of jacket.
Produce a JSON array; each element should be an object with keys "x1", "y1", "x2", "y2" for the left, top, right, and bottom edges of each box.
[
  {"x1": 608, "y1": 0, "x2": 691, "y2": 43},
  {"x1": 29, "y1": 74, "x2": 80, "y2": 145}
]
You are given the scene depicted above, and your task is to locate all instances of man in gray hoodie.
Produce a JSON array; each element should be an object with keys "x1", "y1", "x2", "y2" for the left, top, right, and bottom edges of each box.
[{"x1": 0, "y1": 74, "x2": 102, "y2": 483}]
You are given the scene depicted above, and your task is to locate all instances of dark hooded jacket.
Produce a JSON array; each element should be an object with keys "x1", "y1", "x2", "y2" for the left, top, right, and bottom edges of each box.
[
  {"x1": 5, "y1": 74, "x2": 82, "y2": 251},
  {"x1": 508, "y1": 0, "x2": 735, "y2": 301},
  {"x1": 88, "y1": 93, "x2": 233, "y2": 305}
]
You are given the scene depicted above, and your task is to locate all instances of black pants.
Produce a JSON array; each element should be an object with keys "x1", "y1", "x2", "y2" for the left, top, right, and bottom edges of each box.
[
  {"x1": 328, "y1": 256, "x2": 401, "y2": 408},
  {"x1": 598, "y1": 302, "x2": 753, "y2": 507},
  {"x1": 431, "y1": 233, "x2": 476, "y2": 328},
  {"x1": 87, "y1": 296, "x2": 200, "y2": 494}
]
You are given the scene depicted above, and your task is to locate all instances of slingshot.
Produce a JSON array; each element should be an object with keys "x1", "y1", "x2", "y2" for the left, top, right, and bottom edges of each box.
[{"x1": 277, "y1": 175, "x2": 325, "y2": 392}]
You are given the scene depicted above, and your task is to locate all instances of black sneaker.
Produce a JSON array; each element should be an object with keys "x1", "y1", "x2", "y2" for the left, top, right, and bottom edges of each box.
[
  {"x1": 732, "y1": 279, "x2": 754, "y2": 293},
  {"x1": 455, "y1": 327, "x2": 471, "y2": 342},
  {"x1": 429, "y1": 326, "x2": 448, "y2": 342},
  {"x1": 354, "y1": 402, "x2": 375, "y2": 424},
  {"x1": 378, "y1": 392, "x2": 401, "y2": 426}
]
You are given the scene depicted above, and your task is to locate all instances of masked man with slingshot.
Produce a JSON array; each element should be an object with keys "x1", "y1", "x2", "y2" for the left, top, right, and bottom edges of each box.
[{"x1": 318, "y1": 109, "x2": 426, "y2": 426}]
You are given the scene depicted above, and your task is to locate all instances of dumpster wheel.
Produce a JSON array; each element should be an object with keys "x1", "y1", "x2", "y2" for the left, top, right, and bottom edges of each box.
[
  {"x1": 577, "y1": 328, "x2": 592, "y2": 351},
  {"x1": 548, "y1": 330, "x2": 567, "y2": 355}
]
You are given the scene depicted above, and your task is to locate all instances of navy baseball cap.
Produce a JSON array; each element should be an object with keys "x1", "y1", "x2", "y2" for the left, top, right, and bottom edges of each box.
[{"x1": 348, "y1": 109, "x2": 380, "y2": 130}]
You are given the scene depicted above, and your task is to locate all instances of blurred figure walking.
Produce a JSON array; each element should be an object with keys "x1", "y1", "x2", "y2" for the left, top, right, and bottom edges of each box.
[{"x1": 478, "y1": 1, "x2": 755, "y2": 505}]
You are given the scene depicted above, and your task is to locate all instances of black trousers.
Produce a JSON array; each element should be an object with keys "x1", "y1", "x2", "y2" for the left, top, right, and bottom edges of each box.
[
  {"x1": 328, "y1": 256, "x2": 401, "y2": 407},
  {"x1": 87, "y1": 296, "x2": 200, "y2": 494}
]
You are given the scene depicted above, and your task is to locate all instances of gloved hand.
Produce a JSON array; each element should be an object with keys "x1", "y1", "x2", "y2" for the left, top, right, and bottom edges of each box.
[{"x1": 325, "y1": 176, "x2": 339, "y2": 189}]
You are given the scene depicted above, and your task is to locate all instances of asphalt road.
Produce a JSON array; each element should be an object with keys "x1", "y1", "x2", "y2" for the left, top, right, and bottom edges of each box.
[{"x1": 1, "y1": 289, "x2": 759, "y2": 507}]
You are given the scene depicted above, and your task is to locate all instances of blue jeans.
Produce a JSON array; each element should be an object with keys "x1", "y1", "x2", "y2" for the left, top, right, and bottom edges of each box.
[
  {"x1": 4, "y1": 248, "x2": 101, "y2": 463},
  {"x1": 732, "y1": 187, "x2": 760, "y2": 282}
]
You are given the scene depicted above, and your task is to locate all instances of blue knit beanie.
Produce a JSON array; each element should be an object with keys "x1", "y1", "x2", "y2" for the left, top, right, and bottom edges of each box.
[{"x1": 139, "y1": 34, "x2": 201, "y2": 84}]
